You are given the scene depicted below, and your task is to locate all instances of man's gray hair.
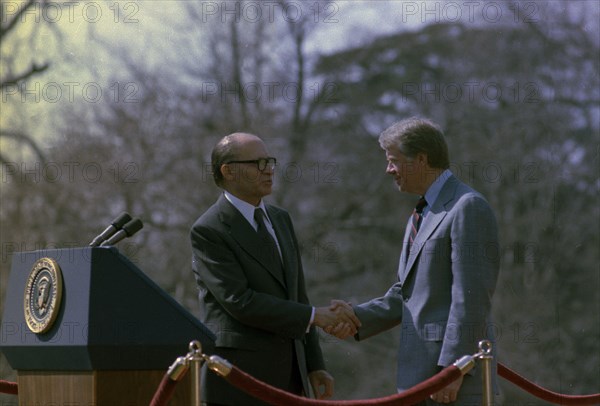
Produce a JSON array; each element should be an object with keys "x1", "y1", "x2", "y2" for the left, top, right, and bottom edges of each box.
[{"x1": 379, "y1": 117, "x2": 450, "y2": 169}]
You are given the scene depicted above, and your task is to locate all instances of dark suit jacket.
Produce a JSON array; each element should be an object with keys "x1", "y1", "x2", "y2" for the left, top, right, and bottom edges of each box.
[
  {"x1": 354, "y1": 175, "x2": 499, "y2": 403},
  {"x1": 190, "y1": 194, "x2": 325, "y2": 405}
]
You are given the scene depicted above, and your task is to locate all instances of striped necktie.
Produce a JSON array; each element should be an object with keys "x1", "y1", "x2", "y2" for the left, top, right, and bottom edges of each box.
[{"x1": 409, "y1": 196, "x2": 428, "y2": 249}]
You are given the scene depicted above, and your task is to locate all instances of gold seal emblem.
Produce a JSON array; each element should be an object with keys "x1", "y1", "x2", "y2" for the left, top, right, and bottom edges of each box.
[{"x1": 24, "y1": 257, "x2": 63, "y2": 334}]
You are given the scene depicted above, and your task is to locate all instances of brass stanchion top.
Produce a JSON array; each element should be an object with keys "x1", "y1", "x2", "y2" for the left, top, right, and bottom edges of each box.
[
  {"x1": 478, "y1": 340, "x2": 492, "y2": 356},
  {"x1": 167, "y1": 356, "x2": 190, "y2": 381},
  {"x1": 189, "y1": 340, "x2": 203, "y2": 356},
  {"x1": 206, "y1": 355, "x2": 233, "y2": 377},
  {"x1": 453, "y1": 355, "x2": 476, "y2": 375}
]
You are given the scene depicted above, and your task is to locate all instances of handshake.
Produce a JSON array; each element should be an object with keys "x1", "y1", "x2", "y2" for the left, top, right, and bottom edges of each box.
[{"x1": 313, "y1": 300, "x2": 361, "y2": 340}]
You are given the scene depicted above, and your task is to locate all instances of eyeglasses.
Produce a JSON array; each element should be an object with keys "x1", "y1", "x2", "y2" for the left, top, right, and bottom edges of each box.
[{"x1": 226, "y1": 157, "x2": 277, "y2": 171}]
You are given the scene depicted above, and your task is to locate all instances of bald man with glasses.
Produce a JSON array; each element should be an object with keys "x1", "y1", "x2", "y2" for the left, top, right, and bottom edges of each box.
[{"x1": 190, "y1": 132, "x2": 360, "y2": 406}]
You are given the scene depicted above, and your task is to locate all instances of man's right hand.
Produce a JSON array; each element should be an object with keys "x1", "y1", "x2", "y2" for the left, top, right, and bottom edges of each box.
[{"x1": 313, "y1": 300, "x2": 361, "y2": 339}]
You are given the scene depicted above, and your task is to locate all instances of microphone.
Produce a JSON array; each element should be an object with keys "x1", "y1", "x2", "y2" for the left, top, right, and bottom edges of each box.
[
  {"x1": 89, "y1": 212, "x2": 132, "y2": 247},
  {"x1": 100, "y1": 218, "x2": 144, "y2": 246}
]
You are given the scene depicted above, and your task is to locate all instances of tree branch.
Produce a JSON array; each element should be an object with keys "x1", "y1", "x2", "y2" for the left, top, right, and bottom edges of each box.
[
  {"x1": 0, "y1": 62, "x2": 50, "y2": 89},
  {"x1": 0, "y1": 0, "x2": 37, "y2": 40},
  {"x1": 0, "y1": 130, "x2": 46, "y2": 163}
]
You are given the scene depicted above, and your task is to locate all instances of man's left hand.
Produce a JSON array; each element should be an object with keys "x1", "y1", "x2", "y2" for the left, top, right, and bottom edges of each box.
[
  {"x1": 308, "y1": 370, "x2": 334, "y2": 399},
  {"x1": 430, "y1": 374, "x2": 463, "y2": 403}
]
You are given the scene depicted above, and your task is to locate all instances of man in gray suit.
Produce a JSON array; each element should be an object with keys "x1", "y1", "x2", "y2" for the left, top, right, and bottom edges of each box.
[
  {"x1": 191, "y1": 132, "x2": 360, "y2": 406},
  {"x1": 331, "y1": 118, "x2": 500, "y2": 405}
]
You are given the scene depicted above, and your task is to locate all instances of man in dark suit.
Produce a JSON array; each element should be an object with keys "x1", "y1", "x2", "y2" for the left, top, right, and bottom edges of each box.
[
  {"x1": 330, "y1": 118, "x2": 500, "y2": 405},
  {"x1": 191, "y1": 132, "x2": 360, "y2": 406}
]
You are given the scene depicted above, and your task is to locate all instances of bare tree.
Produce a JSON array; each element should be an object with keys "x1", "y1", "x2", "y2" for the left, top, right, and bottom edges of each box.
[{"x1": 0, "y1": 0, "x2": 54, "y2": 163}]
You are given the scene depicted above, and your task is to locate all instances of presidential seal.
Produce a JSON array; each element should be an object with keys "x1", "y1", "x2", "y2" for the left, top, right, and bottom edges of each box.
[{"x1": 24, "y1": 257, "x2": 63, "y2": 334}]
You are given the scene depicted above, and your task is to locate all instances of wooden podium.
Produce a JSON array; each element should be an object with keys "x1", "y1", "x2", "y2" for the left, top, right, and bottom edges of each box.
[{"x1": 1, "y1": 247, "x2": 215, "y2": 405}]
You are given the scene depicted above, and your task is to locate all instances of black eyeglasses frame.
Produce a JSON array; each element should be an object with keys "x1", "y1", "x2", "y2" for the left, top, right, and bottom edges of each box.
[{"x1": 225, "y1": 157, "x2": 277, "y2": 171}]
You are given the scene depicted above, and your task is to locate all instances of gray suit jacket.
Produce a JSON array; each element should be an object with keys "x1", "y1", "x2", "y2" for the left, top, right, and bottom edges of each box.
[
  {"x1": 191, "y1": 194, "x2": 325, "y2": 405},
  {"x1": 354, "y1": 175, "x2": 499, "y2": 401}
]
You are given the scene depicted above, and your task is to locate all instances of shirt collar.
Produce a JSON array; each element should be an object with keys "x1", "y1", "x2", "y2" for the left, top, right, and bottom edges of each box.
[
  {"x1": 423, "y1": 169, "x2": 452, "y2": 209},
  {"x1": 223, "y1": 191, "x2": 269, "y2": 229}
]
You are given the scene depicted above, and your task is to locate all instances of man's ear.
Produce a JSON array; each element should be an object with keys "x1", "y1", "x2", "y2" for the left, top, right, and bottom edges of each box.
[
  {"x1": 416, "y1": 152, "x2": 429, "y2": 167},
  {"x1": 221, "y1": 163, "x2": 234, "y2": 181}
]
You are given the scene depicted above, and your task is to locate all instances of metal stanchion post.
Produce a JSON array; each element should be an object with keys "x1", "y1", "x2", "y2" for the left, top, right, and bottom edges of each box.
[
  {"x1": 188, "y1": 340, "x2": 203, "y2": 406},
  {"x1": 478, "y1": 340, "x2": 493, "y2": 406}
]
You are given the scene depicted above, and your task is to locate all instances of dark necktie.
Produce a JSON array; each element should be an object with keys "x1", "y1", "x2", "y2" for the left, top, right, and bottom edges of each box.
[
  {"x1": 254, "y1": 208, "x2": 285, "y2": 285},
  {"x1": 409, "y1": 196, "x2": 428, "y2": 249}
]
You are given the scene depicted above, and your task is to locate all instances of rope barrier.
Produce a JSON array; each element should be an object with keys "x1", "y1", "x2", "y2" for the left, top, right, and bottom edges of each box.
[
  {"x1": 145, "y1": 339, "x2": 477, "y2": 406},
  {"x1": 150, "y1": 341, "x2": 600, "y2": 406},
  {"x1": 149, "y1": 373, "x2": 180, "y2": 406},
  {"x1": 5, "y1": 340, "x2": 600, "y2": 406},
  {"x1": 498, "y1": 363, "x2": 600, "y2": 405},
  {"x1": 223, "y1": 363, "x2": 462, "y2": 405},
  {"x1": 0, "y1": 380, "x2": 18, "y2": 395}
]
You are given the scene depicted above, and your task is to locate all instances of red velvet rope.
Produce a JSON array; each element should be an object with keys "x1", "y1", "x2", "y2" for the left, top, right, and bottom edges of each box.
[
  {"x1": 498, "y1": 363, "x2": 600, "y2": 405},
  {"x1": 0, "y1": 380, "x2": 18, "y2": 395},
  {"x1": 149, "y1": 374, "x2": 180, "y2": 406},
  {"x1": 224, "y1": 364, "x2": 462, "y2": 405},
  {"x1": 4, "y1": 359, "x2": 597, "y2": 406}
]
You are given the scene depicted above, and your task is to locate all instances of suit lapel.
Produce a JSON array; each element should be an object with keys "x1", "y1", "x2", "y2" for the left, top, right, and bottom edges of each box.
[
  {"x1": 217, "y1": 196, "x2": 287, "y2": 289},
  {"x1": 400, "y1": 176, "x2": 459, "y2": 282},
  {"x1": 397, "y1": 216, "x2": 412, "y2": 280}
]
